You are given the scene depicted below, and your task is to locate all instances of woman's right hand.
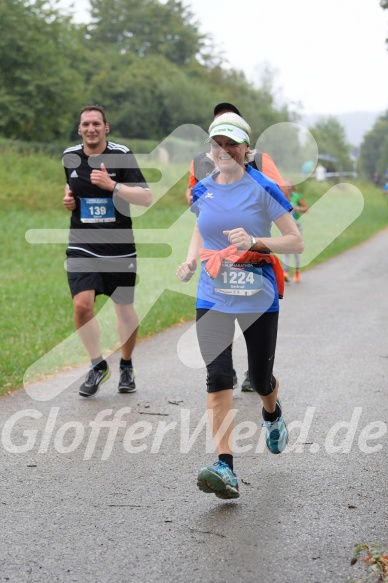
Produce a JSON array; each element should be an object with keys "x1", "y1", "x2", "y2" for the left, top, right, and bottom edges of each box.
[{"x1": 176, "y1": 259, "x2": 197, "y2": 282}]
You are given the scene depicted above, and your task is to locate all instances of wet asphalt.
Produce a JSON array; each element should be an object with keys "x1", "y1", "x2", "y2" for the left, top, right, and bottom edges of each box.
[{"x1": 0, "y1": 229, "x2": 387, "y2": 583}]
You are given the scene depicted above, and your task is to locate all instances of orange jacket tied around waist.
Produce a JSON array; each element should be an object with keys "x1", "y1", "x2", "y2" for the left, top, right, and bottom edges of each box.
[{"x1": 199, "y1": 244, "x2": 284, "y2": 299}]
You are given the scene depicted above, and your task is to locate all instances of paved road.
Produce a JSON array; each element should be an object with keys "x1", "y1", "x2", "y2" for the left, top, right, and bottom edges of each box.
[{"x1": 1, "y1": 230, "x2": 388, "y2": 583}]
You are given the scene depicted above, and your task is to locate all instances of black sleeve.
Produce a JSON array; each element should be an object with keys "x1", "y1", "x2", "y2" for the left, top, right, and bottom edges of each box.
[{"x1": 117, "y1": 151, "x2": 149, "y2": 188}]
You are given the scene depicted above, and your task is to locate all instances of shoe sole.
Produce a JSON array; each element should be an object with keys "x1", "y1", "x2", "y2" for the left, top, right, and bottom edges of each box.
[
  {"x1": 79, "y1": 370, "x2": 111, "y2": 398},
  {"x1": 118, "y1": 386, "x2": 136, "y2": 393},
  {"x1": 197, "y1": 468, "x2": 240, "y2": 499}
]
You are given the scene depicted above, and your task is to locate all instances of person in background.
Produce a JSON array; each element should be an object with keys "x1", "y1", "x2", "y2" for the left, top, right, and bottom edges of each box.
[
  {"x1": 282, "y1": 179, "x2": 308, "y2": 283},
  {"x1": 63, "y1": 105, "x2": 152, "y2": 398},
  {"x1": 185, "y1": 102, "x2": 284, "y2": 204},
  {"x1": 315, "y1": 163, "x2": 327, "y2": 181},
  {"x1": 383, "y1": 179, "x2": 388, "y2": 204},
  {"x1": 372, "y1": 171, "x2": 380, "y2": 187},
  {"x1": 176, "y1": 112, "x2": 303, "y2": 499},
  {"x1": 186, "y1": 102, "x2": 285, "y2": 393}
]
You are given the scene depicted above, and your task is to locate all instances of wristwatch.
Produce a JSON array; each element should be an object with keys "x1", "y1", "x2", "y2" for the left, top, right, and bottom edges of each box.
[
  {"x1": 250, "y1": 236, "x2": 256, "y2": 249},
  {"x1": 113, "y1": 182, "x2": 121, "y2": 194}
]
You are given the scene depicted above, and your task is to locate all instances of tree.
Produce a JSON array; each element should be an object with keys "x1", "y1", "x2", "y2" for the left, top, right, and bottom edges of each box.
[
  {"x1": 359, "y1": 112, "x2": 388, "y2": 179},
  {"x1": 0, "y1": 0, "x2": 85, "y2": 141},
  {"x1": 88, "y1": 0, "x2": 204, "y2": 66},
  {"x1": 0, "y1": 0, "x2": 293, "y2": 143},
  {"x1": 308, "y1": 117, "x2": 353, "y2": 171},
  {"x1": 380, "y1": 0, "x2": 388, "y2": 46}
]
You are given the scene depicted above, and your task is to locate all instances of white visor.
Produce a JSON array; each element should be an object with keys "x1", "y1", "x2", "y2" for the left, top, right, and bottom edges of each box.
[{"x1": 205, "y1": 123, "x2": 250, "y2": 145}]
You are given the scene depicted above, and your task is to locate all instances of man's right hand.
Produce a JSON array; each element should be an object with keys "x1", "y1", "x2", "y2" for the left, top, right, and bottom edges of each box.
[{"x1": 63, "y1": 187, "x2": 76, "y2": 211}]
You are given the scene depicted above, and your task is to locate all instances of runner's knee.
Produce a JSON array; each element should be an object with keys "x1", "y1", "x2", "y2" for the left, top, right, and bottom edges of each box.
[
  {"x1": 252, "y1": 375, "x2": 276, "y2": 396},
  {"x1": 206, "y1": 363, "x2": 233, "y2": 393},
  {"x1": 73, "y1": 294, "x2": 94, "y2": 318}
]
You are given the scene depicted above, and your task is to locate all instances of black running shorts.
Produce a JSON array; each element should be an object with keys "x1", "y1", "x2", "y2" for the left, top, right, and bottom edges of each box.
[{"x1": 66, "y1": 254, "x2": 137, "y2": 305}]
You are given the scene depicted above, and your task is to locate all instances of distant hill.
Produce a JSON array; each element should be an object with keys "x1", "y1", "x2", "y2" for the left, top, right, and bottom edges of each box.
[{"x1": 302, "y1": 111, "x2": 383, "y2": 147}]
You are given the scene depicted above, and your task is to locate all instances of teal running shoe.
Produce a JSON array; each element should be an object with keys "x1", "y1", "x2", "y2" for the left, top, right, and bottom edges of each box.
[
  {"x1": 197, "y1": 461, "x2": 240, "y2": 499},
  {"x1": 262, "y1": 405, "x2": 288, "y2": 454}
]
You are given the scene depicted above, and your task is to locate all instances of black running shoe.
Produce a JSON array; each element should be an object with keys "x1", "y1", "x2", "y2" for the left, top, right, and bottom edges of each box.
[
  {"x1": 118, "y1": 367, "x2": 136, "y2": 393},
  {"x1": 79, "y1": 365, "x2": 110, "y2": 398},
  {"x1": 241, "y1": 370, "x2": 254, "y2": 392}
]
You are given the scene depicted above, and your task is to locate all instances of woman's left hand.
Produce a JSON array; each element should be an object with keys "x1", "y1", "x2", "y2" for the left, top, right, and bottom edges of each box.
[{"x1": 223, "y1": 228, "x2": 252, "y2": 250}]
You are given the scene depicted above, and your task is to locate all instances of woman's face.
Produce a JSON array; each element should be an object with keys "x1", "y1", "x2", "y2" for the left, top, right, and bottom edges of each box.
[{"x1": 210, "y1": 136, "x2": 248, "y2": 173}]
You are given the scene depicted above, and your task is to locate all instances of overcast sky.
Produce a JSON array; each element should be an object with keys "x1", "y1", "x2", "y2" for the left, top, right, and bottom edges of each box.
[{"x1": 60, "y1": 0, "x2": 388, "y2": 116}]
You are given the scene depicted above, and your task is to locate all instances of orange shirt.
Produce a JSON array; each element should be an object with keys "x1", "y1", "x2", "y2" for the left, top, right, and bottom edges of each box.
[{"x1": 260, "y1": 153, "x2": 284, "y2": 188}]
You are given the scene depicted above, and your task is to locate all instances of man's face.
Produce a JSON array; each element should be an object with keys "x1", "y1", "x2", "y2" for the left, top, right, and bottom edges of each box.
[{"x1": 78, "y1": 110, "x2": 109, "y2": 150}]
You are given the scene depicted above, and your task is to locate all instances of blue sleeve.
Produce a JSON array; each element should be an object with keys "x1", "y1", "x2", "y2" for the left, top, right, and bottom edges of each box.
[
  {"x1": 246, "y1": 166, "x2": 292, "y2": 218},
  {"x1": 191, "y1": 180, "x2": 208, "y2": 217}
]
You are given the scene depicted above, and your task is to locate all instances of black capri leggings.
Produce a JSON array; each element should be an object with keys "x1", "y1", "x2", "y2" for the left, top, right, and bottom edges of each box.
[{"x1": 196, "y1": 308, "x2": 279, "y2": 396}]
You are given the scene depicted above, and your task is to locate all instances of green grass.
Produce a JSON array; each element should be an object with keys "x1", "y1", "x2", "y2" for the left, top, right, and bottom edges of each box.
[
  {"x1": 350, "y1": 542, "x2": 388, "y2": 582},
  {"x1": 1, "y1": 145, "x2": 387, "y2": 394},
  {"x1": 297, "y1": 178, "x2": 388, "y2": 270}
]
